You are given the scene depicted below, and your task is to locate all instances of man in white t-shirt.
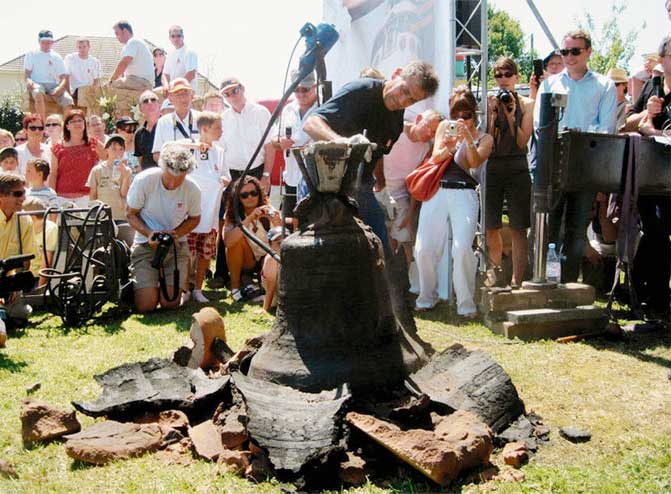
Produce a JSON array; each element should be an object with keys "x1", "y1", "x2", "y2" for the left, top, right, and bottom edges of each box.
[
  {"x1": 23, "y1": 29, "x2": 74, "y2": 122},
  {"x1": 162, "y1": 26, "x2": 198, "y2": 93},
  {"x1": 218, "y1": 77, "x2": 274, "y2": 192},
  {"x1": 126, "y1": 142, "x2": 201, "y2": 313},
  {"x1": 64, "y1": 38, "x2": 101, "y2": 104},
  {"x1": 151, "y1": 78, "x2": 199, "y2": 163},
  {"x1": 109, "y1": 20, "x2": 154, "y2": 92}
]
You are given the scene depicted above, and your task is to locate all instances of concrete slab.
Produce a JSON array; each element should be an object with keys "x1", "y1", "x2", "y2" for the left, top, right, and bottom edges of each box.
[
  {"x1": 479, "y1": 284, "x2": 596, "y2": 315},
  {"x1": 505, "y1": 305, "x2": 605, "y2": 324}
]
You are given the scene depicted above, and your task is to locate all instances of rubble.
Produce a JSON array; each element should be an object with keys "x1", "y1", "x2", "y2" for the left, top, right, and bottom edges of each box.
[
  {"x1": 25, "y1": 382, "x2": 41, "y2": 395},
  {"x1": 559, "y1": 426, "x2": 591, "y2": 443},
  {"x1": 213, "y1": 401, "x2": 249, "y2": 449},
  {"x1": 188, "y1": 420, "x2": 224, "y2": 462},
  {"x1": 154, "y1": 438, "x2": 193, "y2": 466},
  {"x1": 346, "y1": 410, "x2": 492, "y2": 486},
  {"x1": 501, "y1": 441, "x2": 528, "y2": 468},
  {"x1": 64, "y1": 421, "x2": 162, "y2": 465},
  {"x1": 339, "y1": 451, "x2": 370, "y2": 486},
  {"x1": 0, "y1": 459, "x2": 18, "y2": 479},
  {"x1": 186, "y1": 307, "x2": 228, "y2": 370},
  {"x1": 232, "y1": 372, "x2": 350, "y2": 474},
  {"x1": 20, "y1": 399, "x2": 81, "y2": 445},
  {"x1": 218, "y1": 449, "x2": 252, "y2": 475},
  {"x1": 406, "y1": 344, "x2": 525, "y2": 432},
  {"x1": 72, "y1": 358, "x2": 229, "y2": 420}
]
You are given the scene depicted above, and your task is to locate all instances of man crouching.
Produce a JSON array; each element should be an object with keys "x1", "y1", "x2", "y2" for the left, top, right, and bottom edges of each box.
[{"x1": 126, "y1": 142, "x2": 201, "y2": 313}]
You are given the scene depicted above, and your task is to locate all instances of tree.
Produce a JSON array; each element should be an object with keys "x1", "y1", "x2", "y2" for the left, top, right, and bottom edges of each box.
[
  {"x1": 488, "y1": 5, "x2": 525, "y2": 65},
  {"x1": 0, "y1": 95, "x2": 24, "y2": 134},
  {"x1": 576, "y1": 0, "x2": 643, "y2": 74}
]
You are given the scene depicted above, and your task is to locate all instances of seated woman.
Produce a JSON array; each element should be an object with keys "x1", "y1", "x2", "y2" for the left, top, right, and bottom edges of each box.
[
  {"x1": 414, "y1": 86, "x2": 493, "y2": 318},
  {"x1": 223, "y1": 176, "x2": 281, "y2": 303}
]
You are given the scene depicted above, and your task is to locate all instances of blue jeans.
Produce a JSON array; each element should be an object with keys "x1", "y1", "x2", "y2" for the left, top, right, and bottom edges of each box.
[{"x1": 548, "y1": 191, "x2": 594, "y2": 283}]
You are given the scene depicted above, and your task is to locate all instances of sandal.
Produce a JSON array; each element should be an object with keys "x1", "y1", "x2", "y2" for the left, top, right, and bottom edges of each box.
[{"x1": 231, "y1": 289, "x2": 243, "y2": 302}]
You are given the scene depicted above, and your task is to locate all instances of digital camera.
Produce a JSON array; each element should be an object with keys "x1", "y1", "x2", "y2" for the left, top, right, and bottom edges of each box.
[{"x1": 150, "y1": 232, "x2": 174, "y2": 269}]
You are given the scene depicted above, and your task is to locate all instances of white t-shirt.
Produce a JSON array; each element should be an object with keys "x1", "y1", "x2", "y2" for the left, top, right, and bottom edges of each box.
[
  {"x1": 23, "y1": 50, "x2": 66, "y2": 84},
  {"x1": 383, "y1": 131, "x2": 430, "y2": 200},
  {"x1": 126, "y1": 167, "x2": 201, "y2": 244},
  {"x1": 15, "y1": 143, "x2": 51, "y2": 176},
  {"x1": 64, "y1": 53, "x2": 101, "y2": 92},
  {"x1": 164, "y1": 45, "x2": 198, "y2": 92},
  {"x1": 152, "y1": 109, "x2": 200, "y2": 154},
  {"x1": 274, "y1": 100, "x2": 316, "y2": 186},
  {"x1": 188, "y1": 143, "x2": 230, "y2": 233},
  {"x1": 218, "y1": 102, "x2": 271, "y2": 171},
  {"x1": 120, "y1": 37, "x2": 154, "y2": 82}
]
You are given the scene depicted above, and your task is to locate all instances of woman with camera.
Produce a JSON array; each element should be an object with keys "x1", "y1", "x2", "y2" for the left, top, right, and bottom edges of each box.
[
  {"x1": 223, "y1": 176, "x2": 281, "y2": 303},
  {"x1": 414, "y1": 87, "x2": 493, "y2": 317},
  {"x1": 485, "y1": 57, "x2": 535, "y2": 288}
]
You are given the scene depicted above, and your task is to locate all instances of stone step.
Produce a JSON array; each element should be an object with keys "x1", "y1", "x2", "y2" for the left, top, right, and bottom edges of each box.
[
  {"x1": 479, "y1": 283, "x2": 596, "y2": 314},
  {"x1": 505, "y1": 305, "x2": 606, "y2": 324}
]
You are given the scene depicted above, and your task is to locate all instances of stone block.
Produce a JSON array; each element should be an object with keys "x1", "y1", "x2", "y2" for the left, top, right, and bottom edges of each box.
[
  {"x1": 188, "y1": 420, "x2": 224, "y2": 462},
  {"x1": 487, "y1": 306, "x2": 608, "y2": 340},
  {"x1": 506, "y1": 305, "x2": 606, "y2": 324},
  {"x1": 20, "y1": 399, "x2": 81, "y2": 445},
  {"x1": 479, "y1": 288, "x2": 547, "y2": 313},
  {"x1": 547, "y1": 283, "x2": 596, "y2": 308}
]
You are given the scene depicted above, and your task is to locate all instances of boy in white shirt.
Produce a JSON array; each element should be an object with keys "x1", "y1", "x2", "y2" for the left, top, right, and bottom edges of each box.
[
  {"x1": 25, "y1": 158, "x2": 58, "y2": 208},
  {"x1": 180, "y1": 111, "x2": 230, "y2": 302},
  {"x1": 64, "y1": 38, "x2": 101, "y2": 103}
]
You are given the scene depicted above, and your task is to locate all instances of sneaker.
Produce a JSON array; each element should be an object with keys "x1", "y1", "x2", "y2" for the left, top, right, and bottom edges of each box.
[
  {"x1": 241, "y1": 284, "x2": 265, "y2": 303},
  {"x1": 192, "y1": 290, "x2": 209, "y2": 303},
  {"x1": 231, "y1": 289, "x2": 243, "y2": 302},
  {"x1": 181, "y1": 291, "x2": 191, "y2": 305}
]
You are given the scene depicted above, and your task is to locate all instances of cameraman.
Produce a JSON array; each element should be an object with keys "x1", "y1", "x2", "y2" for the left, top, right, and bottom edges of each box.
[
  {"x1": 126, "y1": 142, "x2": 201, "y2": 313},
  {"x1": 624, "y1": 34, "x2": 671, "y2": 319},
  {"x1": 0, "y1": 173, "x2": 36, "y2": 324},
  {"x1": 486, "y1": 57, "x2": 534, "y2": 287}
]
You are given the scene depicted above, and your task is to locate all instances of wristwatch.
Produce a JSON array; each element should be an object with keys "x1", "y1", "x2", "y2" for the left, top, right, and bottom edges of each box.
[{"x1": 262, "y1": 172, "x2": 270, "y2": 177}]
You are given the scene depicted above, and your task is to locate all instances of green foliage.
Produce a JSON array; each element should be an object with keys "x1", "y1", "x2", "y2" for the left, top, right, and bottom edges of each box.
[
  {"x1": 576, "y1": 0, "x2": 643, "y2": 74},
  {"x1": 0, "y1": 94, "x2": 24, "y2": 134},
  {"x1": 487, "y1": 5, "x2": 525, "y2": 66}
]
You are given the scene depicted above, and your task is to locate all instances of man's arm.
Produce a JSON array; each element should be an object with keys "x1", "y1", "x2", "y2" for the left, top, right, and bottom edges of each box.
[
  {"x1": 109, "y1": 56, "x2": 133, "y2": 82},
  {"x1": 303, "y1": 115, "x2": 343, "y2": 141},
  {"x1": 372, "y1": 157, "x2": 385, "y2": 191},
  {"x1": 172, "y1": 215, "x2": 200, "y2": 238},
  {"x1": 126, "y1": 206, "x2": 152, "y2": 239}
]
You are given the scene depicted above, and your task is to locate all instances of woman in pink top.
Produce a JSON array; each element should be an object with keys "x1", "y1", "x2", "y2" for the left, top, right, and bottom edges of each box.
[{"x1": 49, "y1": 110, "x2": 106, "y2": 207}]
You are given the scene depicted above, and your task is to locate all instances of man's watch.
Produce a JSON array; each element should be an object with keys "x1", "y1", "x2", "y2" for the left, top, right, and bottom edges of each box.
[{"x1": 262, "y1": 172, "x2": 270, "y2": 178}]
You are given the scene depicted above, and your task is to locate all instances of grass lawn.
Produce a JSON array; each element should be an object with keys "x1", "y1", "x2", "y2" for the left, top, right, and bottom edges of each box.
[{"x1": 1, "y1": 292, "x2": 670, "y2": 494}]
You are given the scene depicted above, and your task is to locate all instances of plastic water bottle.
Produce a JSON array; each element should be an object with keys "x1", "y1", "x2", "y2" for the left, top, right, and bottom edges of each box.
[
  {"x1": 546, "y1": 243, "x2": 561, "y2": 283},
  {"x1": 112, "y1": 160, "x2": 121, "y2": 189}
]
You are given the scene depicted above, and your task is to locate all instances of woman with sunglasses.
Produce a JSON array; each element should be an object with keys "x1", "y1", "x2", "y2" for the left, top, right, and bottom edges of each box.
[
  {"x1": 223, "y1": 176, "x2": 281, "y2": 302},
  {"x1": 485, "y1": 57, "x2": 534, "y2": 289},
  {"x1": 16, "y1": 114, "x2": 51, "y2": 176},
  {"x1": 14, "y1": 130, "x2": 27, "y2": 145},
  {"x1": 414, "y1": 87, "x2": 493, "y2": 317},
  {"x1": 49, "y1": 109, "x2": 106, "y2": 207},
  {"x1": 44, "y1": 114, "x2": 63, "y2": 146}
]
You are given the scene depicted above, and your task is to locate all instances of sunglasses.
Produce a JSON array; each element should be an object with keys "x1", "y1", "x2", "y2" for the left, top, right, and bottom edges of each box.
[
  {"x1": 494, "y1": 71, "x2": 514, "y2": 79},
  {"x1": 45, "y1": 122, "x2": 61, "y2": 127},
  {"x1": 222, "y1": 86, "x2": 242, "y2": 98},
  {"x1": 170, "y1": 33, "x2": 183, "y2": 38},
  {"x1": 294, "y1": 86, "x2": 313, "y2": 94},
  {"x1": 8, "y1": 190, "x2": 25, "y2": 198},
  {"x1": 560, "y1": 48, "x2": 586, "y2": 57},
  {"x1": 28, "y1": 125, "x2": 44, "y2": 131},
  {"x1": 15, "y1": 137, "x2": 27, "y2": 142},
  {"x1": 239, "y1": 189, "x2": 259, "y2": 199},
  {"x1": 141, "y1": 97, "x2": 159, "y2": 104}
]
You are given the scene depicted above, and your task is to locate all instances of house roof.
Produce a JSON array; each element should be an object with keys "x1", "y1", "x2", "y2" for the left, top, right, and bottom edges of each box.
[{"x1": 0, "y1": 35, "x2": 217, "y2": 93}]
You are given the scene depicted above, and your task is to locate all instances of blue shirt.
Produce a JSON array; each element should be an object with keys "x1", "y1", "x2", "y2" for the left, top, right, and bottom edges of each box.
[{"x1": 533, "y1": 69, "x2": 617, "y2": 134}]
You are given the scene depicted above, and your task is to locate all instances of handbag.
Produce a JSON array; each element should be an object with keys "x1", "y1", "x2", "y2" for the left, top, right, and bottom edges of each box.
[{"x1": 405, "y1": 155, "x2": 453, "y2": 202}]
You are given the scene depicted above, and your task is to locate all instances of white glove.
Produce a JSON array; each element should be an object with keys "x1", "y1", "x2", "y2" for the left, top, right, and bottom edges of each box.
[{"x1": 374, "y1": 187, "x2": 398, "y2": 221}]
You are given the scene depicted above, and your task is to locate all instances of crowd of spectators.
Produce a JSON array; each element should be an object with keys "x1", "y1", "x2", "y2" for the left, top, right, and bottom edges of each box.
[{"x1": 0, "y1": 18, "x2": 669, "y2": 341}]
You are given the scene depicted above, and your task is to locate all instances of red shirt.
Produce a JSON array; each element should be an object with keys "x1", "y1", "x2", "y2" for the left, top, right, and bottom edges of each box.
[{"x1": 52, "y1": 137, "x2": 99, "y2": 197}]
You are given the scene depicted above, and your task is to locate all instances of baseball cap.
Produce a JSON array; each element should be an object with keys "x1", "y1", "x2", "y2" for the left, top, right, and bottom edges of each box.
[
  {"x1": 38, "y1": 30, "x2": 54, "y2": 41},
  {"x1": 607, "y1": 68, "x2": 628, "y2": 84},
  {"x1": 0, "y1": 148, "x2": 18, "y2": 161},
  {"x1": 116, "y1": 116, "x2": 138, "y2": 128},
  {"x1": 267, "y1": 226, "x2": 283, "y2": 243},
  {"x1": 104, "y1": 134, "x2": 126, "y2": 149},
  {"x1": 220, "y1": 77, "x2": 241, "y2": 92},
  {"x1": 543, "y1": 50, "x2": 561, "y2": 68},
  {"x1": 291, "y1": 69, "x2": 316, "y2": 88},
  {"x1": 168, "y1": 77, "x2": 192, "y2": 94}
]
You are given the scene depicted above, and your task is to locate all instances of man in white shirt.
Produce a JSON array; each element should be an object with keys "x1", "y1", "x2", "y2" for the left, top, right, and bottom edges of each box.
[
  {"x1": 152, "y1": 78, "x2": 199, "y2": 162},
  {"x1": 162, "y1": 26, "x2": 198, "y2": 93},
  {"x1": 270, "y1": 70, "x2": 318, "y2": 218},
  {"x1": 64, "y1": 38, "x2": 101, "y2": 104},
  {"x1": 109, "y1": 20, "x2": 154, "y2": 92},
  {"x1": 23, "y1": 30, "x2": 73, "y2": 122},
  {"x1": 219, "y1": 77, "x2": 274, "y2": 192}
]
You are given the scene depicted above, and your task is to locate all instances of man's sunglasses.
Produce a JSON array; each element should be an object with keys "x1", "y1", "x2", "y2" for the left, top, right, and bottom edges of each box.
[
  {"x1": 294, "y1": 86, "x2": 313, "y2": 94},
  {"x1": 141, "y1": 97, "x2": 159, "y2": 104},
  {"x1": 170, "y1": 34, "x2": 183, "y2": 38},
  {"x1": 560, "y1": 48, "x2": 586, "y2": 57},
  {"x1": 28, "y1": 125, "x2": 44, "y2": 131},
  {"x1": 222, "y1": 86, "x2": 242, "y2": 98},
  {"x1": 7, "y1": 190, "x2": 25, "y2": 198},
  {"x1": 240, "y1": 190, "x2": 259, "y2": 199},
  {"x1": 45, "y1": 122, "x2": 61, "y2": 127},
  {"x1": 15, "y1": 137, "x2": 27, "y2": 142},
  {"x1": 494, "y1": 71, "x2": 514, "y2": 79}
]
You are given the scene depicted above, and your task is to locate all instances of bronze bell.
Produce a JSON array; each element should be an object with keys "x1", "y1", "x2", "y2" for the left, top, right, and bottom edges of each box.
[{"x1": 248, "y1": 142, "x2": 429, "y2": 393}]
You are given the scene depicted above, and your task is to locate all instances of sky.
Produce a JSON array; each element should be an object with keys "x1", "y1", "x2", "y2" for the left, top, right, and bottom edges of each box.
[{"x1": 0, "y1": 0, "x2": 665, "y2": 99}]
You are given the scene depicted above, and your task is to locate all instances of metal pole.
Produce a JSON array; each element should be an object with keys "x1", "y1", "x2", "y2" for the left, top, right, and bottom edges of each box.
[{"x1": 526, "y1": 0, "x2": 559, "y2": 50}]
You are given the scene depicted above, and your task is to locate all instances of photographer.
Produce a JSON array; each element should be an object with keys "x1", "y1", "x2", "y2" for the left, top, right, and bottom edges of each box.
[
  {"x1": 126, "y1": 142, "x2": 201, "y2": 313},
  {"x1": 624, "y1": 34, "x2": 671, "y2": 319},
  {"x1": 486, "y1": 57, "x2": 534, "y2": 288},
  {"x1": 0, "y1": 173, "x2": 36, "y2": 327}
]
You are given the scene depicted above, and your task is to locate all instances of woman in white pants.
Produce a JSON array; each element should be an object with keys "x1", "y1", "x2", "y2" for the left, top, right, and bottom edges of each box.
[{"x1": 414, "y1": 87, "x2": 493, "y2": 317}]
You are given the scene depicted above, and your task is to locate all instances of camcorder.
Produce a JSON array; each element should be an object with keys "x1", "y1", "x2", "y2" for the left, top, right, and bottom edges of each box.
[
  {"x1": 150, "y1": 232, "x2": 174, "y2": 269},
  {"x1": 0, "y1": 254, "x2": 35, "y2": 299}
]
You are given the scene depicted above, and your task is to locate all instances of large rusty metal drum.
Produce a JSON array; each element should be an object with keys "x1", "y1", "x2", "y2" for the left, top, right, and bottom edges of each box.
[{"x1": 247, "y1": 142, "x2": 429, "y2": 392}]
